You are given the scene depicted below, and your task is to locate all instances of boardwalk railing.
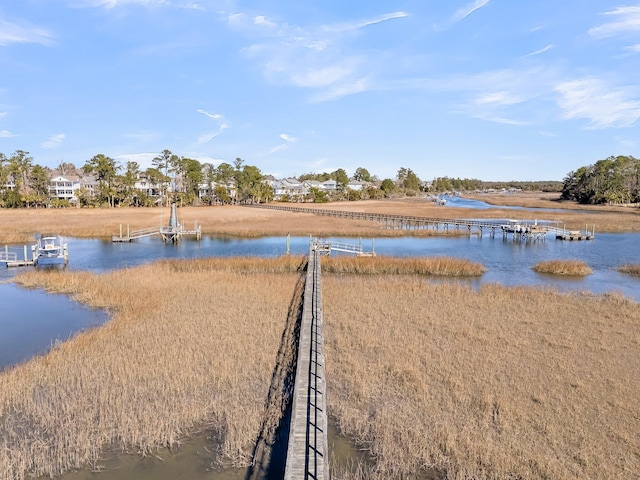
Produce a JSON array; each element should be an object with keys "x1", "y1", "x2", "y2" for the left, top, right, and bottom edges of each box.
[
  {"x1": 112, "y1": 226, "x2": 160, "y2": 242},
  {"x1": 0, "y1": 251, "x2": 18, "y2": 263},
  {"x1": 247, "y1": 204, "x2": 595, "y2": 240},
  {"x1": 285, "y1": 244, "x2": 330, "y2": 480}
]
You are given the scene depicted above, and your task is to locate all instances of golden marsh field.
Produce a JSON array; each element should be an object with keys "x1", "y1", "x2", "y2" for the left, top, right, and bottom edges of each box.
[
  {"x1": 1, "y1": 193, "x2": 639, "y2": 244},
  {"x1": 0, "y1": 255, "x2": 638, "y2": 479},
  {"x1": 1, "y1": 194, "x2": 639, "y2": 479}
]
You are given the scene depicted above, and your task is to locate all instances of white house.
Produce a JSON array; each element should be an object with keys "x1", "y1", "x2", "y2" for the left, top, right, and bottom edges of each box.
[
  {"x1": 346, "y1": 180, "x2": 365, "y2": 191},
  {"x1": 49, "y1": 175, "x2": 81, "y2": 202}
]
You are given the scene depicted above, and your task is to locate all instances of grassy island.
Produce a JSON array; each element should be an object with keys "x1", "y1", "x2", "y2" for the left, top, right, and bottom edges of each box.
[{"x1": 0, "y1": 256, "x2": 638, "y2": 479}]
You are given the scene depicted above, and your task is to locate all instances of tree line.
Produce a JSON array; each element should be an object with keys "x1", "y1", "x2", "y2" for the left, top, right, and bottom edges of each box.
[
  {"x1": 561, "y1": 155, "x2": 640, "y2": 205},
  {"x1": 1, "y1": 147, "x2": 570, "y2": 208}
]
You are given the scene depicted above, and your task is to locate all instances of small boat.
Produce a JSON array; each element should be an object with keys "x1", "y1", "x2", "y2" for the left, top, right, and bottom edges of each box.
[
  {"x1": 39, "y1": 237, "x2": 62, "y2": 257},
  {"x1": 33, "y1": 236, "x2": 68, "y2": 264}
]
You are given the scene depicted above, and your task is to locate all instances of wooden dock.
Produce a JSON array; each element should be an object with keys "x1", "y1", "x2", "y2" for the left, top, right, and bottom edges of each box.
[
  {"x1": 112, "y1": 204, "x2": 202, "y2": 243},
  {"x1": 1, "y1": 245, "x2": 36, "y2": 268},
  {"x1": 1, "y1": 239, "x2": 69, "y2": 268},
  {"x1": 248, "y1": 204, "x2": 595, "y2": 241},
  {"x1": 284, "y1": 244, "x2": 330, "y2": 480}
]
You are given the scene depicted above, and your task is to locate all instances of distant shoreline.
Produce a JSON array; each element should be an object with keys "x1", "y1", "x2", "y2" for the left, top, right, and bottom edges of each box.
[{"x1": 0, "y1": 192, "x2": 638, "y2": 244}]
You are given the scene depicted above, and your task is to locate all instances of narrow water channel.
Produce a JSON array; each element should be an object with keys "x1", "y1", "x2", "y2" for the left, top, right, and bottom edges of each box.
[
  {"x1": 1, "y1": 231, "x2": 638, "y2": 479},
  {"x1": 2, "y1": 232, "x2": 639, "y2": 371}
]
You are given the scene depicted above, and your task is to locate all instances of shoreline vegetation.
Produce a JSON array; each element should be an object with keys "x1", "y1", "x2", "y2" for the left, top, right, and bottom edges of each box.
[
  {"x1": 323, "y1": 256, "x2": 485, "y2": 276},
  {"x1": 532, "y1": 260, "x2": 593, "y2": 276},
  {"x1": 0, "y1": 192, "x2": 639, "y2": 244},
  {"x1": 1, "y1": 257, "x2": 639, "y2": 479},
  {"x1": 617, "y1": 264, "x2": 640, "y2": 277}
]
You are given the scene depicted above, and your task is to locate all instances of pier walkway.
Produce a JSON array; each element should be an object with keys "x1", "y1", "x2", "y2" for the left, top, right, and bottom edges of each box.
[
  {"x1": 248, "y1": 204, "x2": 595, "y2": 240},
  {"x1": 112, "y1": 226, "x2": 159, "y2": 242},
  {"x1": 285, "y1": 242, "x2": 330, "y2": 480},
  {"x1": 112, "y1": 204, "x2": 201, "y2": 243}
]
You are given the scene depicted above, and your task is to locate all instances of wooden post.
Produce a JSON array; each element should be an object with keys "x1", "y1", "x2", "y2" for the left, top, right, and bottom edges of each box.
[
  {"x1": 23, "y1": 245, "x2": 28, "y2": 261},
  {"x1": 119, "y1": 224, "x2": 122, "y2": 238}
]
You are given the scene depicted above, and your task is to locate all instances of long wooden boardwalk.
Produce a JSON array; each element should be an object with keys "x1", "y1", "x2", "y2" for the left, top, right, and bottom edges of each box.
[
  {"x1": 284, "y1": 244, "x2": 330, "y2": 480},
  {"x1": 248, "y1": 204, "x2": 595, "y2": 240}
]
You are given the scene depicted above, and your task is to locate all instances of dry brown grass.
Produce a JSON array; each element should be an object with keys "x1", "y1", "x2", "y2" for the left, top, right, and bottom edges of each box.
[
  {"x1": 617, "y1": 264, "x2": 640, "y2": 277},
  {"x1": 0, "y1": 205, "x2": 456, "y2": 244},
  {"x1": 532, "y1": 260, "x2": 593, "y2": 276},
  {"x1": 0, "y1": 257, "x2": 304, "y2": 480},
  {"x1": 468, "y1": 191, "x2": 639, "y2": 211},
  {"x1": 2, "y1": 194, "x2": 638, "y2": 244},
  {"x1": 323, "y1": 256, "x2": 485, "y2": 277},
  {"x1": 323, "y1": 277, "x2": 640, "y2": 479}
]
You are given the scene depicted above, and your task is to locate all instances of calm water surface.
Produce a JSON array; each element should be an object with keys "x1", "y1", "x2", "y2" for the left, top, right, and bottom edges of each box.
[
  {"x1": 1, "y1": 232, "x2": 639, "y2": 370},
  {"x1": 1, "y1": 231, "x2": 638, "y2": 478}
]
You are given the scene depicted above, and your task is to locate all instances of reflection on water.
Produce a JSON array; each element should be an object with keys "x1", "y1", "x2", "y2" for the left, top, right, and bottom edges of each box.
[
  {"x1": 442, "y1": 195, "x2": 585, "y2": 213},
  {"x1": 1, "y1": 232, "x2": 639, "y2": 369},
  {"x1": 63, "y1": 433, "x2": 247, "y2": 480},
  {"x1": 0, "y1": 283, "x2": 107, "y2": 369},
  {"x1": 1, "y1": 232, "x2": 639, "y2": 371}
]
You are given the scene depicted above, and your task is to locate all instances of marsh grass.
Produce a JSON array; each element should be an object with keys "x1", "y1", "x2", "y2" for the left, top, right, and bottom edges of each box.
[
  {"x1": 0, "y1": 205, "x2": 444, "y2": 244},
  {"x1": 617, "y1": 263, "x2": 640, "y2": 277},
  {"x1": 0, "y1": 257, "x2": 304, "y2": 480},
  {"x1": 323, "y1": 277, "x2": 640, "y2": 479},
  {"x1": 2, "y1": 194, "x2": 638, "y2": 245},
  {"x1": 532, "y1": 259, "x2": 592, "y2": 276},
  {"x1": 323, "y1": 256, "x2": 485, "y2": 276}
]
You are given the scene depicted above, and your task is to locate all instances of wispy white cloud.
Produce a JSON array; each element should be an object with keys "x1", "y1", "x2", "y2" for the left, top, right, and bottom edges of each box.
[
  {"x1": 268, "y1": 143, "x2": 288, "y2": 154},
  {"x1": 254, "y1": 15, "x2": 277, "y2": 28},
  {"x1": 197, "y1": 123, "x2": 229, "y2": 144},
  {"x1": 539, "y1": 131, "x2": 557, "y2": 137},
  {"x1": 197, "y1": 109, "x2": 222, "y2": 119},
  {"x1": 280, "y1": 133, "x2": 296, "y2": 142},
  {"x1": 0, "y1": 112, "x2": 6, "y2": 119},
  {"x1": 472, "y1": 114, "x2": 530, "y2": 126},
  {"x1": 555, "y1": 77, "x2": 640, "y2": 128},
  {"x1": 525, "y1": 44, "x2": 554, "y2": 57},
  {"x1": 474, "y1": 91, "x2": 527, "y2": 106},
  {"x1": 624, "y1": 43, "x2": 640, "y2": 52},
  {"x1": 438, "y1": 66, "x2": 556, "y2": 122},
  {"x1": 78, "y1": 0, "x2": 170, "y2": 9},
  {"x1": 0, "y1": 18, "x2": 54, "y2": 47},
  {"x1": 196, "y1": 109, "x2": 227, "y2": 143},
  {"x1": 451, "y1": 0, "x2": 490, "y2": 24},
  {"x1": 324, "y1": 11, "x2": 409, "y2": 34},
  {"x1": 228, "y1": 13, "x2": 246, "y2": 27},
  {"x1": 114, "y1": 152, "x2": 158, "y2": 170},
  {"x1": 290, "y1": 63, "x2": 356, "y2": 88},
  {"x1": 179, "y1": 2, "x2": 205, "y2": 11},
  {"x1": 0, "y1": 130, "x2": 14, "y2": 138},
  {"x1": 589, "y1": 6, "x2": 640, "y2": 38},
  {"x1": 42, "y1": 133, "x2": 66, "y2": 149},
  {"x1": 309, "y1": 79, "x2": 370, "y2": 102},
  {"x1": 239, "y1": 11, "x2": 407, "y2": 102}
]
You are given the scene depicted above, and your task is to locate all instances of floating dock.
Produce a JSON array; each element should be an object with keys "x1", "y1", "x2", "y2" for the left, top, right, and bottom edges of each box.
[
  {"x1": 248, "y1": 204, "x2": 596, "y2": 241},
  {"x1": 1, "y1": 237, "x2": 68, "y2": 268},
  {"x1": 112, "y1": 203, "x2": 201, "y2": 243}
]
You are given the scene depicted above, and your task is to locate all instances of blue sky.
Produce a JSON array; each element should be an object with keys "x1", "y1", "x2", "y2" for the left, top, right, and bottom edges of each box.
[{"x1": 1, "y1": 0, "x2": 639, "y2": 181}]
